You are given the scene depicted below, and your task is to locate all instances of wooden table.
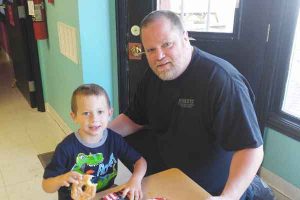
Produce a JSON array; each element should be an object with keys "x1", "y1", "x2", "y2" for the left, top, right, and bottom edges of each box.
[{"x1": 95, "y1": 168, "x2": 211, "y2": 200}]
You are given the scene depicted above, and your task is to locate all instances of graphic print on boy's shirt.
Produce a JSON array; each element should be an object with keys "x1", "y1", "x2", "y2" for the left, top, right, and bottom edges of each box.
[{"x1": 71, "y1": 152, "x2": 118, "y2": 190}]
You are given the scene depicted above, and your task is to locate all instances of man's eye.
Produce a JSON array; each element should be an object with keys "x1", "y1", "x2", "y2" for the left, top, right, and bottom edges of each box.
[
  {"x1": 98, "y1": 110, "x2": 103, "y2": 114},
  {"x1": 163, "y1": 42, "x2": 173, "y2": 48},
  {"x1": 146, "y1": 48, "x2": 155, "y2": 53}
]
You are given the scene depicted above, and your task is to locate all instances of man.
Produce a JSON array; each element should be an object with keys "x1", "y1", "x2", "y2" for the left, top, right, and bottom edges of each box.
[{"x1": 109, "y1": 10, "x2": 264, "y2": 199}]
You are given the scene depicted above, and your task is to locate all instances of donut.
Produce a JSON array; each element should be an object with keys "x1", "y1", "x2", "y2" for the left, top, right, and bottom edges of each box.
[{"x1": 71, "y1": 174, "x2": 97, "y2": 200}]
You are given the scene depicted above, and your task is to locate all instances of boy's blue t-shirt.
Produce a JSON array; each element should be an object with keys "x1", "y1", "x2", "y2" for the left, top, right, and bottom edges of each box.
[{"x1": 43, "y1": 129, "x2": 141, "y2": 199}]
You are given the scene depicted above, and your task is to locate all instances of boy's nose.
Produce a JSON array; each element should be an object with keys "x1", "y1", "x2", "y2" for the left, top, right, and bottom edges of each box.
[{"x1": 90, "y1": 113, "x2": 98, "y2": 121}]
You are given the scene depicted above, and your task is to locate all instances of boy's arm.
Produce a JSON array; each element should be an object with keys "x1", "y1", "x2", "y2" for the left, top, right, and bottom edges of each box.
[
  {"x1": 42, "y1": 171, "x2": 82, "y2": 193},
  {"x1": 130, "y1": 157, "x2": 147, "y2": 183},
  {"x1": 121, "y1": 157, "x2": 147, "y2": 199}
]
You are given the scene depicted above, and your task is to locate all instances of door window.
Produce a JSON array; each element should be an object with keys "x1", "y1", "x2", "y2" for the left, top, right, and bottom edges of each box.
[{"x1": 157, "y1": 0, "x2": 238, "y2": 33}]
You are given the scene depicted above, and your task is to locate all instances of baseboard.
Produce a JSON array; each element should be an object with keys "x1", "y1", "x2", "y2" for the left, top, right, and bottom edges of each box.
[
  {"x1": 260, "y1": 167, "x2": 300, "y2": 200},
  {"x1": 0, "y1": 48, "x2": 11, "y2": 64},
  {"x1": 45, "y1": 103, "x2": 72, "y2": 135}
]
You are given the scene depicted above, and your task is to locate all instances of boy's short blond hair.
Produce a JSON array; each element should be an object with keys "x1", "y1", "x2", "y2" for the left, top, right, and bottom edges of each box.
[{"x1": 71, "y1": 84, "x2": 111, "y2": 113}]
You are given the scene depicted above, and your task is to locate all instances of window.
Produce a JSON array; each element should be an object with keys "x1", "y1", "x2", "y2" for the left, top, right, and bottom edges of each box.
[
  {"x1": 0, "y1": 0, "x2": 4, "y2": 15},
  {"x1": 281, "y1": 10, "x2": 300, "y2": 120},
  {"x1": 157, "y1": 0, "x2": 239, "y2": 33},
  {"x1": 267, "y1": 1, "x2": 300, "y2": 140}
]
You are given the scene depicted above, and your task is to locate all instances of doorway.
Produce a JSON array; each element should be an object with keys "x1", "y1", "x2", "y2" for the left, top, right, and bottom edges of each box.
[{"x1": 2, "y1": 0, "x2": 45, "y2": 111}]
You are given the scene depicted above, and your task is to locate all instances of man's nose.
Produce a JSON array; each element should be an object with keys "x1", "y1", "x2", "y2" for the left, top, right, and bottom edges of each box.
[{"x1": 155, "y1": 48, "x2": 165, "y2": 60}]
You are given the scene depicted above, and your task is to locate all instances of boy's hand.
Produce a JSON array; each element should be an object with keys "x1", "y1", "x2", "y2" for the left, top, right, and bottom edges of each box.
[
  {"x1": 206, "y1": 196, "x2": 233, "y2": 200},
  {"x1": 121, "y1": 177, "x2": 143, "y2": 200},
  {"x1": 59, "y1": 171, "x2": 83, "y2": 187}
]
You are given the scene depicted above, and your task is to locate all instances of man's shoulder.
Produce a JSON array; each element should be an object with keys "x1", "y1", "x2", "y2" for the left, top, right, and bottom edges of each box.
[
  {"x1": 194, "y1": 47, "x2": 231, "y2": 68},
  {"x1": 192, "y1": 47, "x2": 242, "y2": 81}
]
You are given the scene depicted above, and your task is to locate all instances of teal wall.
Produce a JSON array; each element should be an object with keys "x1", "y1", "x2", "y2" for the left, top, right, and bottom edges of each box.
[
  {"x1": 38, "y1": 1, "x2": 82, "y2": 130},
  {"x1": 262, "y1": 128, "x2": 300, "y2": 188},
  {"x1": 37, "y1": 0, "x2": 118, "y2": 130},
  {"x1": 79, "y1": 0, "x2": 112, "y2": 90},
  {"x1": 78, "y1": 0, "x2": 119, "y2": 114}
]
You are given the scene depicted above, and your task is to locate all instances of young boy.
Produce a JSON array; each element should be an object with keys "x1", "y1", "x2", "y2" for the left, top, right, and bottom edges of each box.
[{"x1": 42, "y1": 84, "x2": 147, "y2": 200}]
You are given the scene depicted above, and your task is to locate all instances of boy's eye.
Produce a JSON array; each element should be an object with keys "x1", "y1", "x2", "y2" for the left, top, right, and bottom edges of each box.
[{"x1": 83, "y1": 112, "x2": 89, "y2": 116}]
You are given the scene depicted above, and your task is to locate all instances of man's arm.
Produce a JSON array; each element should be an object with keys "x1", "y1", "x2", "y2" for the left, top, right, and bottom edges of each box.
[
  {"x1": 208, "y1": 145, "x2": 264, "y2": 200},
  {"x1": 108, "y1": 113, "x2": 144, "y2": 137}
]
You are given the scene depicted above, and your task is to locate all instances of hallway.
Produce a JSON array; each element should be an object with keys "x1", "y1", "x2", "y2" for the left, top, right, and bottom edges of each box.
[{"x1": 0, "y1": 60, "x2": 65, "y2": 199}]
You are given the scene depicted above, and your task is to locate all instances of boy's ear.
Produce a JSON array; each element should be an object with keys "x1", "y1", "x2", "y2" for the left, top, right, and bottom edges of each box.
[
  {"x1": 109, "y1": 108, "x2": 113, "y2": 118},
  {"x1": 70, "y1": 111, "x2": 76, "y2": 120}
]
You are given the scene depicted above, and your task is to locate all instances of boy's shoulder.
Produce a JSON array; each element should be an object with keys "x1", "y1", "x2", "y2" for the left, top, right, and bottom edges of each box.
[
  {"x1": 51, "y1": 132, "x2": 78, "y2": 161},
  {"x1": 106, "y1": 129, "x2": 127, "y2": 144},
  {"x1": 106, "y1": 128, "x2": 123, "y2": 139},
  {"x1": 58, "y1": 132, "x2": 78, "y2": 146}
]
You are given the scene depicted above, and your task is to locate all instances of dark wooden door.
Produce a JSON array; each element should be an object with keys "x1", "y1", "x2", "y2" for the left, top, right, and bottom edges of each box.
[
  {"x1": 116, "y1": 0, "x2": 155, "y2": 112},
  {"x1": 116, "y1": 0, "x2": 272, "y2": 126},
  {"x1": 4, "y1": 0, "x2": 45, "y2": 111}
]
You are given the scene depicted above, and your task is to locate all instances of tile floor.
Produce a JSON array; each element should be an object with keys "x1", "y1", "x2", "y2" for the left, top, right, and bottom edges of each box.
[
  {"x1": 0, "y1": 61, "x2": 130, "y2": 199},
  {"x1": 0, "y1": 62, "x2": 65, "y2": 199}
]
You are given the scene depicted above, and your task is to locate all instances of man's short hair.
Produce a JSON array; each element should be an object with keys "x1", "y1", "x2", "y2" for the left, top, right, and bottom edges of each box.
[
  {"x1": 140, "y1": 10, "x2": 184, "y2": 32},
  {"x1": 71, "y1": 83, "x2": 111, "y2": 113}
]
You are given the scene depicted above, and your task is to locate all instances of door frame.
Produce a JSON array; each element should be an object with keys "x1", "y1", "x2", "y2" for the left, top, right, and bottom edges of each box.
[{"x1": 115, "y1": 0, "x2": 128, "y2": 113}]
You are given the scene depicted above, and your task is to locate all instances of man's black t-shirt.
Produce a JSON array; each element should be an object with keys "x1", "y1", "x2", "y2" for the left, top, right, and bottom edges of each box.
[{"x1": 125, "y1": 47, "x2": 263, "y2": 195}]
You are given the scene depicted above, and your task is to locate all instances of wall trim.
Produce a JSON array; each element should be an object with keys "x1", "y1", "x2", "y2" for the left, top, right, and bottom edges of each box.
[
  {"x1": 45, "y1": 103, "x2": 72, "y2": 135},
  {"x1": 260, "y1": 167, "x2": 300, "y2": 199}
]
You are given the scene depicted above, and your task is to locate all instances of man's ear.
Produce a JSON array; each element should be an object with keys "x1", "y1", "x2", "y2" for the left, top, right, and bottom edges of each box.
[{"x1": 183, "y1": 30, "x2": 189, "y2": 41}]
